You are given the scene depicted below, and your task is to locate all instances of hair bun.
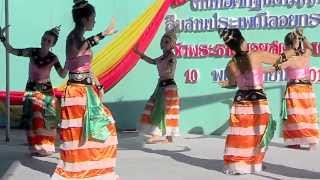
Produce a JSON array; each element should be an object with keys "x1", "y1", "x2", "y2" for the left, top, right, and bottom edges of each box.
[
  {"x1": 164, "y1": 26, "x2": 178, "y2": 41},
  {"x1": 218, "y1": 28, "x2": 228, "y2": 37},
  {"x1": 218, "y1": 28, "x2": 234, "y2": 43},
  {"x1": 73, "y1": 0, "x2": 88, "y2": 9},
  {"x1": 48, "y1": 25, "x2": 61, "y2": 37},
  {"x1": 73, "y1": 0, "x2": 86, "y2": 4}
]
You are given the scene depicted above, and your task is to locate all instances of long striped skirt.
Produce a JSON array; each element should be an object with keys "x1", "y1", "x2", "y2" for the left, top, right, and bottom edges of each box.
[
  {"x1": 51, "y1": 83, "x2": 119, "y2": 180},
  {"x1": 282, "y1": 83, "x2": 319, "y2": 146},
  {"x1": 140, "y1": 84, "x2": 180, "y2": 137},
  {"x1": 23, "y1": 91, "x2": 58, "y2": 156},
  {"x1": 224, "y1": 90, "x2": 273, "y2": 174}
]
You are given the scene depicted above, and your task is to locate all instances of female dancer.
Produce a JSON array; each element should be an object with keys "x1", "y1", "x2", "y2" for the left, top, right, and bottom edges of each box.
[
  {"x1": 218, "y1": 28, "x2": 296, "y2": 175},
  {"x1": 134, "y1": 30, "x2": 180, "y2": 144},
  {"x1": 0, "y1": 25, "x2": 66, "y2": 156},
  {"x1": 51, "y1": 0, "x2": 119, "y2": 179},
  {"x1": 271, "y1": 29, "x2": 318, "y2": 150}
]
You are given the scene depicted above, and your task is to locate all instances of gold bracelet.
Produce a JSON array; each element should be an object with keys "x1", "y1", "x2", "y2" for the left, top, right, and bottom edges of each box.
[
  {"x1": 279, "y1": 52, "x2": 288, "y2": 63},
  {"x1": 273, "y1": 63, "x2": 282, "y2": 71}
]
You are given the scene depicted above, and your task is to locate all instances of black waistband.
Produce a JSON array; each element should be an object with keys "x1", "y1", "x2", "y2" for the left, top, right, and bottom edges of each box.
[
  {"x1": 68, "y1": 72, "x2": 92, "y2": 85},
  {"x1": 234, "y1": 89, "x2": 267, "y2": 102},
  {"x1": 159, "y1": 79, "x2": 176, "y2": 87},
  {"x1": 68, "y1": 78, "x2": 93, "y2": 85},
  {"x1": 288, "y1": 79, "x2": 311, "y2": 86},
  {"x1": 25, "y1": 81, "x2": 53, "y2": 93}
]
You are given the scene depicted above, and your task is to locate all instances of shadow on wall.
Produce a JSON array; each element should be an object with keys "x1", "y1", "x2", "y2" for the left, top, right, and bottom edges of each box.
[{"x1": 105, "y1": 85, "x2": 282, "y2": 135}]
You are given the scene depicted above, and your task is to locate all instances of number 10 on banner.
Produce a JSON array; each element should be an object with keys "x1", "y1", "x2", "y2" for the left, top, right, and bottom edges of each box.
[{"x1": 184, "y1": 69, "x2": 200, "y2": 84}]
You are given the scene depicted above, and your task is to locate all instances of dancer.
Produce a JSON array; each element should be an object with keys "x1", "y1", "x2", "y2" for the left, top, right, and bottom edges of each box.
[
  {"x1": 51, "y1": 0, "x2": 119, "y2": 179},
  {"x1": 134, "y1": 30, "x2": 180, "y2": 144},
  {"x1": 0, "y1": 25, "x2": 66, "y2": 156},
  {"x1": 218, "y1": 28, "x2": 296, "y2": 175},
  {"x1": 271, "y1": 29, "x2": 318, "y2": 150}
]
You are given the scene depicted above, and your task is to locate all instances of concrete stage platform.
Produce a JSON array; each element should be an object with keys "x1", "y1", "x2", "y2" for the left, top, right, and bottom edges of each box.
[{"x1": 0, "y1": 129, "x2": 320, "y2": 180}]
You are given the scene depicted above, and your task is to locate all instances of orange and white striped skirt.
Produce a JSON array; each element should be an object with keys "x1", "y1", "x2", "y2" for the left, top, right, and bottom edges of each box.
[
  {"x1": 140, "y1": 84, "x2": 180, "y2": 137},
  {"x1": 283, "y1": 83, "x2": 319, "y2": 146},
  {"x1": 23, "y1": 91, "x2": 57, "y2": 156},
  {"x1": 51, "y1": 84, "x2": 119, "y2": 180},
  {"x1": 224, "y1": 91, "x2": 271, "y2": 174}
]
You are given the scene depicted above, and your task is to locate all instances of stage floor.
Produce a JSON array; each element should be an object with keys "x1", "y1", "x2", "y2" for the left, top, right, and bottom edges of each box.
[{"x1": 0, "y1": 129, "x2": 320, "y2": 180}]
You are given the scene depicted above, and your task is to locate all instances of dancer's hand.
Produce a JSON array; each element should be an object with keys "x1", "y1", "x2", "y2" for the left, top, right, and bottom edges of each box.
[
  {"x1": 294, "y1": 27, "x2": 303, "y2": 37},
  {"x1": 293, "y1": 38, "x2": 300, "y2": 50},
  {"x1": 218, "y1": 80, "x2": 236, "y2": 89},
  {"x1": 99, "y1": 88, "x2": 104, "y2": 100},
  {"x1": 133, "y1": 45, "x2": 141, "y2": 55},
  {"x1": 96, "y1": 84, "x2": 104, "y2": 100},
  {"x1": 218, "y1": 80, "x2": 228, "y2": 87},
  {"x1": 0, "y1": 25, "x2": 10, "y2": 37},
  {"x1": 133, "y1": 44, "x2": 144, "y2": 57},
  {"x1": 103, "y1": 17, "x2": 117, "y2": 36}
]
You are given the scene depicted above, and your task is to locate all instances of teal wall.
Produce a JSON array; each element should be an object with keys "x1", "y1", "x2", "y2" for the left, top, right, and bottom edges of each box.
[{"x1": 0, "y1": 1, "x2": 319, "y2": 135}]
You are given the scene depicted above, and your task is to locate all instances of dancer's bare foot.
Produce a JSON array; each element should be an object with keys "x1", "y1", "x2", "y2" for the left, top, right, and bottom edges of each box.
[
  {"x1": 145, "y1": 136, "x2": 160, "y2": 144},
  {"x1": 161, "y1": 136, "x2": 173, "y2": 144},
  {"x1": 145, "y1": 139, "x2": 157, "y2": 144},
  {"x1": 160, "y1": 139, "x2": 173, "y2": 144},
  {"x1": 308, "y1": 143, "x2": 317, "y2": 151}
]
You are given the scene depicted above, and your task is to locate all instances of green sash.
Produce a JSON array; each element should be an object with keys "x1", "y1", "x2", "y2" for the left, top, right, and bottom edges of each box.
[
  {"x1": 22, "y1": 92, "x2": 58, "y2": 130},
  {"x1": 81, "y1": 87, "x2": 112, "y2": 144},
  {"x1": 280, "y1": 87, "x2": 288, "y2": 121},
  {"x1": 259, "y1": 116, "x2": 277, "y2": 148},
  {"x1": 150, "y1": 83, "x2": 166, "y2": 134},
  {"x1": 43, "y1": 95, "x2": 59, "y2": 129}
]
